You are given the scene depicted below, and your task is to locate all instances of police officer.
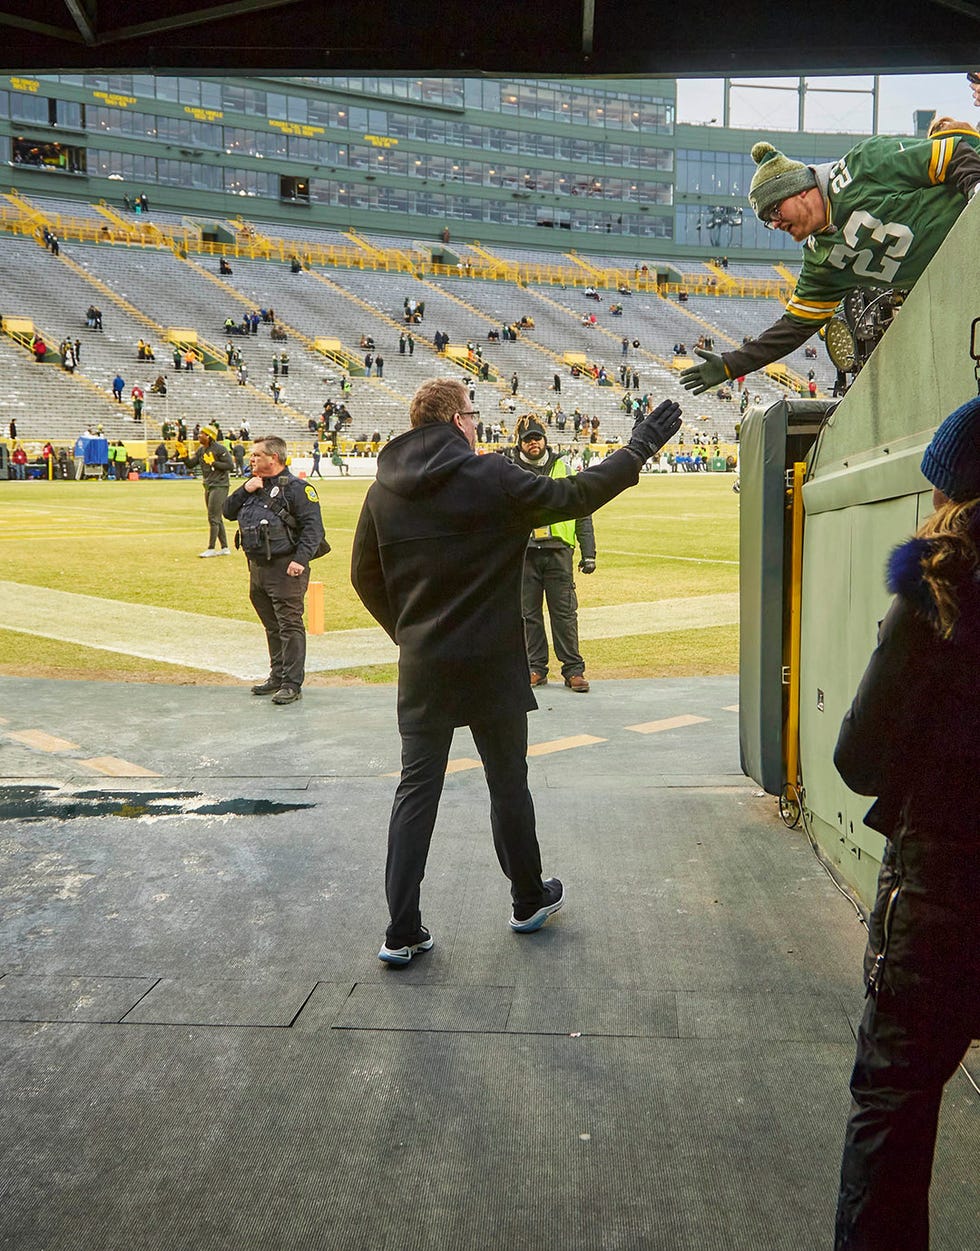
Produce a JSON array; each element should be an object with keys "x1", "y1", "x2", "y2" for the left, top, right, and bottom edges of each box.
[
  {"x1": 515, "y1": 416, "x2": 595, "y2": 693},
  {"x1": 223, "y1": 435, "x2": 326, "y2": 705},
  {"x1": 185, "y1": 425, "x2": 235, "y2": 557}
]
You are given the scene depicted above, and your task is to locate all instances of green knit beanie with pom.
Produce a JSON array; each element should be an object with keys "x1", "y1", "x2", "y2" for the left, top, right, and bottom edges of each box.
[{"x1": 747, "y1": 141, "x2": 817, "y2": 221}]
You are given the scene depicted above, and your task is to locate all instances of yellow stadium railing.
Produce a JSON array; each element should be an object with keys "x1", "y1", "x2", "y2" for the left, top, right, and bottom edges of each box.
[{"x1": 0, "y1": 190, "x2": 794, "y2": 305}]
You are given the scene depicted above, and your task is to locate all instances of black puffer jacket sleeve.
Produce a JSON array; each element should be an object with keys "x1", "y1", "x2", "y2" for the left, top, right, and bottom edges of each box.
[{"x1": 834, "y1": 597, "x2": 923, "y2": 799}]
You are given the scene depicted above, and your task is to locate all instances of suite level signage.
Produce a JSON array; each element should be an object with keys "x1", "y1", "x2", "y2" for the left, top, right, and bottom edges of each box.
[
  {"x1": 93, "y1": 91, "x2": 137, "y2": 108},
  {"x1": 184, "y1": 106, "x2": 224, "y2": 122},
  {"x1": 268, "y1": 119, "x2": 325, "y2": 138}
]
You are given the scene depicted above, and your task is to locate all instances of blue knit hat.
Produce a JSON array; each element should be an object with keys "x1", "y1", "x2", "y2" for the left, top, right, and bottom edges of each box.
[{"x1": 921, "y1": 396, "x2": 980, "y2": 501}]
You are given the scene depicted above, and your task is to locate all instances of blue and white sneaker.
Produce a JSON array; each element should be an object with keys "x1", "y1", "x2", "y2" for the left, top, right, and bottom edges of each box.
[
  {"x1": 510, "y1": 878, "x2": 565, "y2": 933},
  {"x1": 378, "y1": 928, "x2": 434, "y2": 966}
]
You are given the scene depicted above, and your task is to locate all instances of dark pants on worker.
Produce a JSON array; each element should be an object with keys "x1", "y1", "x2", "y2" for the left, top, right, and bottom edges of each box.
[
  {"x1": 384, "y1": 713, "x2": 546, "y2": 945},
  {"x1": 834, "y1": 832, "x2": 980, "y2": 1250},
  {"x1": 522, "y1": 544, "x2": 584, "y2": 679},
  {"x1": 248, "y1": 557, "x2": 309, "y2": 689},
  {"x1": 205, "y1": 485, "x2": 229, "y2": 549}
]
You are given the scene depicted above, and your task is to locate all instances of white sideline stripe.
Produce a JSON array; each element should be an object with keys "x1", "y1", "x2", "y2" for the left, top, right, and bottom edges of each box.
[{"x1": 0, "y1": 582, "x2": 738, "y2": 677}]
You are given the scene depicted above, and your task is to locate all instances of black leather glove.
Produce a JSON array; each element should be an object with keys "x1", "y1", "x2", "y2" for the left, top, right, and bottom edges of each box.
[
  {"x1": 627, "y1": 400, "x2": 683, "y2": 461},
  {"x1": 679, "y1": 349, "x2": 728, "y2": 395},
  {"x1": 578, "y1": 558, "x2": 596, "y2": 575}
]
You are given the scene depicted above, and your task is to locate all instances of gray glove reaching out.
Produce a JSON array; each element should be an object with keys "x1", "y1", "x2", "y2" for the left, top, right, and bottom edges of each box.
[
  {"x1": 679, "y1": 349, "x2": 728, "y2": 396},
  {"x1": 627, "y1": 399, "x2": 683, "y2": 461}
]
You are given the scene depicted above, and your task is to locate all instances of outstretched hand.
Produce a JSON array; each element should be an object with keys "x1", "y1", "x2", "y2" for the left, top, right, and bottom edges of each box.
[
  {"x1": 627, "y1": 400, "x2": 683, "y2": 462},
  {"x1": 679, "y1": 348, "x2": 728, "y2": 396}
]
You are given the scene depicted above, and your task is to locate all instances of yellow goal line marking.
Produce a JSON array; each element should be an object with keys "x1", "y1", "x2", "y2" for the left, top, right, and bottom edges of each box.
[
  {"x1": 79, "y1": 756, "x2": 161, "y2": 778},
  {"x1": 626, "y1": 714, "x2": 710, "y2": 734},
  {"x1": 384, "y1": 734, "x2": 607, "y2": 777},
  {"x1": 528, "y1": 734, "x2": 607, "y2": 756},
  {"x1": 6, "y1": 728, "x2": 81, "y2": 752}
]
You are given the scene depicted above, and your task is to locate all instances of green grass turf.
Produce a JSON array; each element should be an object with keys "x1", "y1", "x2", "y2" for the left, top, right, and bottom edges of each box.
[{"x1": 0, "y1": 472, "x2": 739, "y2": 683}]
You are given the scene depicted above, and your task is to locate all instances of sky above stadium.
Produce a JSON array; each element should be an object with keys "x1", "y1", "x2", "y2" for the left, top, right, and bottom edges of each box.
[{"x1": 676, "y1": 73, "x2": 973, "y2": 135}]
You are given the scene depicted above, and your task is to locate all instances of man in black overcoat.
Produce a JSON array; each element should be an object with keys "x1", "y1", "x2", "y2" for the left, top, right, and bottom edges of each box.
[{"x1": 351, "y1": 377, "x2": 681, "y2": 965}]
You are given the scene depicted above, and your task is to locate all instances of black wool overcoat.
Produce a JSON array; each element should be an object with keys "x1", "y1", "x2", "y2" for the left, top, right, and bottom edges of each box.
[{"x1": 351, "y1": 421, "x2": 640, "y2": 729}]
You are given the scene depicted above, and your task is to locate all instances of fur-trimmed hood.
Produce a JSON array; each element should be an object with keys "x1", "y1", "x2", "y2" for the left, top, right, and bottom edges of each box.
[{"x1": 886, "y1": 509, "x2": 980, "y2": 639}]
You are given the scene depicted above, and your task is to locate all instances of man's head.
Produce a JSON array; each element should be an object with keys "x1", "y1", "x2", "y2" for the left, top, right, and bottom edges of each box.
[
  {"x1": 516, "y1": 416, "x2": 548, "y2": 462},
  {"x1": 409, "y1": 378, "x2": 478, "y2": 448},
  {"x1": 249, "y1": 435, "x2": 287, "y2": 478},
  {"x1": 748, "y1": 142, "x2": 823, "y2": 240},
  {"x1": 198, "y1": 425, "x2": 217, "y2": 447}
]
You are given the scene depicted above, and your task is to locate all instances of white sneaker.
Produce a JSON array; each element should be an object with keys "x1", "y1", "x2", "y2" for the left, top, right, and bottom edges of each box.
[
  {"x1": 218, "y1": 548, "x2": 232, "y2": 556},
  {"x1": 199, "y1": 549, "x2": 217, "y2": 558}
]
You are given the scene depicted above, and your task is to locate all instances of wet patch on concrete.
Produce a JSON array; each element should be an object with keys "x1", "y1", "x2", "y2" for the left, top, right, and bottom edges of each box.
[{"x1": 0, "y1": 785, "x2": 314, "y2": 822}]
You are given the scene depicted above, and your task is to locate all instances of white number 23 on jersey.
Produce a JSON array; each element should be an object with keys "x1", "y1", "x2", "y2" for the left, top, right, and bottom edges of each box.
[{"x1": 827, "y1": 209, "x2": 914, "y2": 283}]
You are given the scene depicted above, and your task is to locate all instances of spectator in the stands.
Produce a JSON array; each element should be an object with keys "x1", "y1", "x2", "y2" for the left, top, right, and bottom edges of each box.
[
  {"x1": 11, "y1": 444, "x2": 27, "y2": 480},
  {"x1": 682, "y1": 131, "x2": 980, "y2": 395}
]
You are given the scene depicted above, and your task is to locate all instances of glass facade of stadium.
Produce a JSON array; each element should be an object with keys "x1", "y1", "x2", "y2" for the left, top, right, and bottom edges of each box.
[{"x1": 0, "y1": 73, "x2": 872, "y2": 260}]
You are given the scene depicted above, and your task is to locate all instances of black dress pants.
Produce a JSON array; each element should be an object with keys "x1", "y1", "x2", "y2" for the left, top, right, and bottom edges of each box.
[
  {"x1": 248, "y1": 558, "x2": 309, "y2": 688},
  {"x1": 385, "y1": 713, "x2": 546, "y2": 945}
]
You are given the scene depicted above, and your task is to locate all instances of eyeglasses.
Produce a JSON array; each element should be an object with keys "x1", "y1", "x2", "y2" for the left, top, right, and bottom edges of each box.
[
  {"x1": 762, "y1": 201, "x2": 789, "y2": 230},
  {"x1": 458, "y1": 409, "x2": 479, "y2": 419}
]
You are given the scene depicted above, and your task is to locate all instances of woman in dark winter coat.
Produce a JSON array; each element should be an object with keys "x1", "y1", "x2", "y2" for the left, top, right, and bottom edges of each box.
[{"x1": 833, "y1": 395, "x2": 980, "y2": 1251}]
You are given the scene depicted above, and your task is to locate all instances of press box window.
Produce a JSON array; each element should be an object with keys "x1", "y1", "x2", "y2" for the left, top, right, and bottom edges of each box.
[{"x1": 280, "y1": 175, "x2": 309, "y2": 203}]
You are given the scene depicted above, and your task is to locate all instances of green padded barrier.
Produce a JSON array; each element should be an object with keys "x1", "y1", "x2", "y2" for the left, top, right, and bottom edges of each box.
[
  {"x1": 799, "y1": 197, "x2": 980, "y2": 904},
  {"x1": 738, "y1": 398, "x2": 830, "y2": 795}
]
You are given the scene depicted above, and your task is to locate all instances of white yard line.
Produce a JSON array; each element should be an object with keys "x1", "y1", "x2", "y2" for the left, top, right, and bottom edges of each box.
[{"x1": 0, "y1": 581, "x2": 737, "y2": 676}]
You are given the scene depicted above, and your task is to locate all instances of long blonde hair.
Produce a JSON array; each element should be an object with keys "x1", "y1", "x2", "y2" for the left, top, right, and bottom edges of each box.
[{"x1": 916, "y1": 498, "x2": 980, "y2": 637}]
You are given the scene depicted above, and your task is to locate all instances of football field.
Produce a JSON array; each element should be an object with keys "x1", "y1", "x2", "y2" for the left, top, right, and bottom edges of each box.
[{"x1": 0, "y1": 472, "x2": 739, "y2": 685}]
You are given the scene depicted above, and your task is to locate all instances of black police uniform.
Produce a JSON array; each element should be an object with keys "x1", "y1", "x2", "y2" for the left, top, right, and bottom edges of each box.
[{"x1": 223, "y1": 471, "x2": 325, "y2": 692}]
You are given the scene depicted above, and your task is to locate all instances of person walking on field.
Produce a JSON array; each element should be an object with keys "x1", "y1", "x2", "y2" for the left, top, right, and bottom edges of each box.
[
  {"x1": 350, "y1": 377, "x2": 682, "y2": 965},
  {"x1": 185, "y1": 425, "x2": 235, "y2": 557}
]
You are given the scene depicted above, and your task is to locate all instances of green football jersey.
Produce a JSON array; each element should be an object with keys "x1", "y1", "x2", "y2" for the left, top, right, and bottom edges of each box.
[{"x1": 786, "y1": 133, "x2": 977, "y2": 328}]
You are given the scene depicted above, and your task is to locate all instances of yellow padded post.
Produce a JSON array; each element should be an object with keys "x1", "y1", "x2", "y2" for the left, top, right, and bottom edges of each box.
[{"x1": 307, "y1": 581, "x2": 325, "y2": 635}]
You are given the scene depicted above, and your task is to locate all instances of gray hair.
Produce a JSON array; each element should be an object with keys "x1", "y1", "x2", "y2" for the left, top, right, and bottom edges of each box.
[{"x1": 253, "y1": 435, "x2": 287, "y2": 464}]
